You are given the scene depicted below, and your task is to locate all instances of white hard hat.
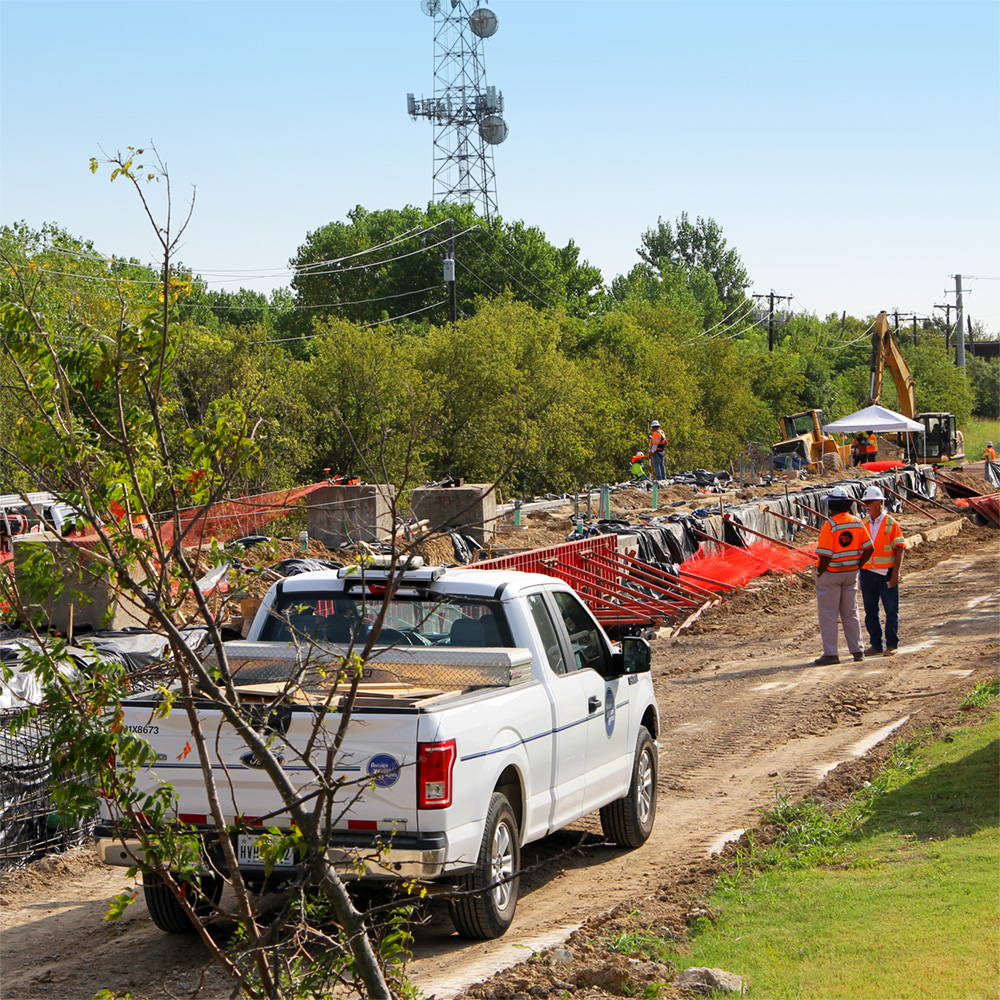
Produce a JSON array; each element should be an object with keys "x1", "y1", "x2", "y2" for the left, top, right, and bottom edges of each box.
[
  {"x1": 651, "y1": 420, "x2": 661, "y2": 427},
  {"x1": 824, "y1": 486, "x2": 852, "y2": 500},
  {"x1": 862, "y1": 486, "x2": 884, "y2": 502}
]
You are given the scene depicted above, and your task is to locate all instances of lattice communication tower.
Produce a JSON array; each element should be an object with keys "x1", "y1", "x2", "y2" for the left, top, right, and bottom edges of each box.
[{"x1": 407, "y1": 0, "x2": 507, "y2": 220}]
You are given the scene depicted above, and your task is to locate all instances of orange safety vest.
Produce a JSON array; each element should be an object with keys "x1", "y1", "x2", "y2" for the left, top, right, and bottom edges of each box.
[
  {"x1": 866, "y1": 433, "x2": 877, "y2": 457},
  {"x1": 985, "y1": 446, "x2": 996, "y2": 462},
  {"x1": 861, "y1": 513, "x2": 906, "y2": 572},
  {"x1": 650, "y1": 429, "x2": 666, "y2": 454},
  {"x1": 816, "y1": 512, "x2": 872, "y2": 572}
]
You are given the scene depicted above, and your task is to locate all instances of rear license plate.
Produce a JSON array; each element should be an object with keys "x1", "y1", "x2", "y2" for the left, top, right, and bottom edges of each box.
[{"x1": 236, "y1": 834, "x2": 297, "y2": 869}]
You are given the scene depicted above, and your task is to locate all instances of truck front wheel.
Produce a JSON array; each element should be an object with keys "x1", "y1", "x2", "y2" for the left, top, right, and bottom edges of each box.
[
  {"x1": 142, "y1": 870, "x2": 223, "y2": 934},
  {"x1": 450, "y1": 792, "x2": 520, "y2": 939},
  {"x1": 600, "y1": 725, "x2": 657, "y2": 848}
]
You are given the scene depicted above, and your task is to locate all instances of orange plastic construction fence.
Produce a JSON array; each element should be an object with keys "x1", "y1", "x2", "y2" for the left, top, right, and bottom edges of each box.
[
  {"x1": 156, "y1": 482, "x2": 328, "y2": 547},
  {"x1": 679, "y1": 540, "x2": 817, "y2": 592}
]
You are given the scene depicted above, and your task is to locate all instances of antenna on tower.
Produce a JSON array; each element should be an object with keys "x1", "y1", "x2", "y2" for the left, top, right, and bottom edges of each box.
[{"x1": 406, "y1": 1, "x2": 508, "y2": 219}]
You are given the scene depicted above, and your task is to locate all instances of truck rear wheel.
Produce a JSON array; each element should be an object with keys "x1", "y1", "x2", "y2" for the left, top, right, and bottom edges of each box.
[
  {"x1": 450, "y1": 792, "x2": 520, "y2": 939},
  {"x1": 143, "y1": 870, "x2": 223, "y2": 934},
  {"x1": 600, "y1": 726, "x2": 657, "y2": 848}
]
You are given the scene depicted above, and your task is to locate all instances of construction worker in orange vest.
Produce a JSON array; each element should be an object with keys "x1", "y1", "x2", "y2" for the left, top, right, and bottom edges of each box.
[
  {"x1": 813, "y1": 486, "x2": 873, "y2": 666},
  {"x1": 985, "y1": 441, "x2": 996, "y2": 462},
  {"x1": 630, "y1": 452, "x2": 647, "y2": 481},
  {"x1": 649, "y1": 421, "x2": 667, "y2": 480},
  {"x1": 864, "y1": 430, "x2": 878, "y2": 462},
  {"x1": 858, "y1": 485, "x2": 906, "y2": 656}
]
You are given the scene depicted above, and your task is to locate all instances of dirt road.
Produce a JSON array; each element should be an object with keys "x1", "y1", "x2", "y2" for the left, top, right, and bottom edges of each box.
[{"x1": 1, "y1": 520, "x2": 996, "y2": 1000}]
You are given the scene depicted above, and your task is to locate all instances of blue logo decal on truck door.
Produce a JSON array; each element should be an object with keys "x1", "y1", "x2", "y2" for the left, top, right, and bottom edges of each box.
[
  {"x1": 604, "y1": 688, "x2": 616, "y2": 738},
  {"x1": 368, "y1": 753, "x2": 401, "y2": 787}
]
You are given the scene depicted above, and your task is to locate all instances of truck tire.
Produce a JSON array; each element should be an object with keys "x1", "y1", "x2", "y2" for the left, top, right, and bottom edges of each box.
[
  {"x1": 143, "y1": 870, "x2": 223, "y2": 934},
  {"x1": 450, "y1": 792, "x2": 520, "y2": 940},
  {"x1": 823, "y1": 451, "x2": 844, "y2": 472},
  {"x1": 600, "y1": 726, "x2": 657, "y2": 848}
]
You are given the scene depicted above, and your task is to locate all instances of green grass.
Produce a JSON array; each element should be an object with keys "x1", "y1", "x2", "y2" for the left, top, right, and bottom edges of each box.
[
  {"x1": 964, "y1": 416, "x2": 1000, "y2": 463},
  {"x1": 678, "y1": 713, "x2": 1000, "y2": 999}
]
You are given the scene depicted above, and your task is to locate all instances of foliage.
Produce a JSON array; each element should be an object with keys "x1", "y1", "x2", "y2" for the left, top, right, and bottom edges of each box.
[
  {"x1": 4, "y1": 205, "x2": 985, "y2": 499},
  {"x1": 966, "y1": 355, "x2": 1000, "y2": 419},
  {"x1": 289, "y1": 202, "x2": 603, "y2": 328},
  {"x1": 961, "y1": 677, "x2": 999, "y2": 709},
  {"x1": 633, "y1": 212, "x2": 750, "y2": 318}
]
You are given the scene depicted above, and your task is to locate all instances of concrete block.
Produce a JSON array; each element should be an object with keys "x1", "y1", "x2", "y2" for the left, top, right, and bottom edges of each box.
[
  {"x1": 409, "y1": 485, "x2": 497, "y2": 546},
  {"x1": 12, "y1": 532, "x2": 146, "y2": 633},
  {"x1": 920, "y1": 519, "x2": 965, "y2": 543},
  {"x1": 306, "y1": 484, "x2": 395, "y2": 548}
]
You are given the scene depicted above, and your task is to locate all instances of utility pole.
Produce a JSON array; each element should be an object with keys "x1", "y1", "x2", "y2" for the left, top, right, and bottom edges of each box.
[
  {"x1": 912, "y1": 314, "x2": 917, "y2": 347},
  {"x1": 444, "y1": 221, "x2": 457, "y2": 326},
  {"x1": 752, "y1": 291, "x2": 792, "y2": 351},
  {"x1": 934, "y1": 302, "x2": 953, "y2": 357},
  {"x1": 954, "y1": 274, "x2": 966, "y2": 368}
]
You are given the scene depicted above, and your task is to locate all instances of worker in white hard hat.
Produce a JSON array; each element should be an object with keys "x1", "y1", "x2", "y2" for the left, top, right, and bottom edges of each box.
[
  {"x1": 812, "y1": 486, "x2": 873, "y2": 666},
  {"x1": 649, "y1": 421, "x2": 667, "y2": 481},
  {"x1": 859, "y1": 485, "x2": 906, "y2": 656},
  {"x1": 985, "y1": 442, "x2": 996, "y2": 462}
]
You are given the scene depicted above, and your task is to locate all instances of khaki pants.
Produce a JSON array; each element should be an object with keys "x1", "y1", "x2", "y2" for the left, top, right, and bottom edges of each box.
[{"x1": 815, "y1": 569, "x2": 863, "y2": 658}]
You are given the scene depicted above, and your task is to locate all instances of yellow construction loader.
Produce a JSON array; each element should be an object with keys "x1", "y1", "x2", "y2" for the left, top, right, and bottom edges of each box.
[{"x1": 772, "y1": 410, "x2": 847, "y2": 473}]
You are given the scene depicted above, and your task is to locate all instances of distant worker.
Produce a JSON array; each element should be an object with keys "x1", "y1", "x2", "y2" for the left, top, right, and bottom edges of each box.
[
  {"x1": 865, "y1": 430, "x2": 878, "y2": 463},
  {"x1": 858, "y1": 486, "x2": 906, "y2": 657},
  {"x1": 985, "y1": 441, "x2": 996, "y2": 462},
  {"x1": 851, "y1": 433, "x2": 865, "y2": 467},
  {"x1": 813, "y1": 486, "x2": 873, "y2": 666},
  {"x1": 649, "y1": 421, "x2": 667, "y2": 480},
  {"x1": 630, "y1": 452, "x2": 647, "y2": 481}
]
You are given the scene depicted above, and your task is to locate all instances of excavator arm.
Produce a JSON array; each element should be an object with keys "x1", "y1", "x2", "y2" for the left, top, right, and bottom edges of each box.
[{"x1": 868, "y1": 311, "x2": 917, "y2": 419}]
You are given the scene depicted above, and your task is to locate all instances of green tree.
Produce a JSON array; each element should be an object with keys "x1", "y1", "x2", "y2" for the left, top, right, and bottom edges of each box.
[
  {"x1": 289, "y1": 203, "x2": 602, "y2": 327},
  {"x1": 635, "y1": 212, "x2": 750, "y2": 315}
]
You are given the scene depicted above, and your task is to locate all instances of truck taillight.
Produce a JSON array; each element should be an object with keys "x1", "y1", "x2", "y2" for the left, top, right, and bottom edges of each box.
[{"x1": 417, "y1": 740, "x2": 456, "y2": 809}]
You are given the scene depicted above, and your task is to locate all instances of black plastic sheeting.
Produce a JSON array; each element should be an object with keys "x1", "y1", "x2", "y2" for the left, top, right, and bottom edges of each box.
[
  {"x1": 637, "y1": 467, "x2": 938, "y2": 554},
  {"x1": 985, "y1": 461, "x2": 999, "y2": 490}
]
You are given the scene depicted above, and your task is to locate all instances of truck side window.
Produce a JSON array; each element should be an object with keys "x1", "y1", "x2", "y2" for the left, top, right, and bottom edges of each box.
[
  {"x1": 525, "y1": 594, "x2": 570, "y2": 676},
  {"x1": 552, "y1": 591, "x2": 609, "y2": 675}
]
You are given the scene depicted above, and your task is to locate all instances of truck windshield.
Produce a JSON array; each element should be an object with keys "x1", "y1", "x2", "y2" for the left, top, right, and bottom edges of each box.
[{"x1": 258, "y1": 591, "x2": 514, "y2": 648}]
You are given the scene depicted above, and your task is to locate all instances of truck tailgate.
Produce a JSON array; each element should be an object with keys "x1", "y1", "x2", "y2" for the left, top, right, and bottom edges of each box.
[{"x1": 115, "y1": 702, "x2": 422, "y2": 834}]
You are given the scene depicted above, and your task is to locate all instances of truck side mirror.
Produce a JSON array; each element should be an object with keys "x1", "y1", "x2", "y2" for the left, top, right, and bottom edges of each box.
[{"x1": 615, "y1": 636, "x2": 651, "y2": 675}]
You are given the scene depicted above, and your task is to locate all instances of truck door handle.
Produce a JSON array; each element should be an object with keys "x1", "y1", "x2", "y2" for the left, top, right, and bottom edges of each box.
[{"x1": 588, "y1": 696, "x2": 601, "y2": 713}]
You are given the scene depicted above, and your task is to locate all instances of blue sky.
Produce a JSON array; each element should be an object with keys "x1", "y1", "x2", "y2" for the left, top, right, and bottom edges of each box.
[{"x1": 2, "y1": 0, "x2": 998, "y2": 332}]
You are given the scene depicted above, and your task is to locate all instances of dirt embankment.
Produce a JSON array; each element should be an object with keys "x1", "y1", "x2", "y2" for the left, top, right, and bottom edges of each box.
[{"x1": 0, "y1": 519, "x2": 996, "y2": 1000}]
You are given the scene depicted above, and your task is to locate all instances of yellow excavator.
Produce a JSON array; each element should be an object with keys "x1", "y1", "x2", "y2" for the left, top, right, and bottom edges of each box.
[{"x1": 868, "y1": 311, "x2": 965, "y2": 462}]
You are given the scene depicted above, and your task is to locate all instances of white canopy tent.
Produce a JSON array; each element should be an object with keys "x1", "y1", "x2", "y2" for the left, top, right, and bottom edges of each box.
[{"x1": 822, "y1": 404, "x2": 924, "y2": 434}]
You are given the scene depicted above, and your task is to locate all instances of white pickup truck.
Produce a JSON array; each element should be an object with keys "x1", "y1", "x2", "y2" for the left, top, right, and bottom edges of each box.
[{"x1": 97, "y1": 564, "x2": 660, "y2": 939}]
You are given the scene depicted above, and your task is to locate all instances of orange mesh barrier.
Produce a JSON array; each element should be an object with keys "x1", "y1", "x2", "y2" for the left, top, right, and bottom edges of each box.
[
  {"x1": 157, "y1": 482, "x2": 328, "y2": 547},
  {"x1": 680, "y1": 540, "x2": 816, "y2": 591}
]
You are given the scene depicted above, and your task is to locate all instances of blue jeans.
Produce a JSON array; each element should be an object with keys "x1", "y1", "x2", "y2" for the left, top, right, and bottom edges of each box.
[
  {"x1": 859, "y1": 568, "x2": 899, "y2": 650},
  {"x1": 651, "y1": 451, "x2": 666, "y2": 480}
]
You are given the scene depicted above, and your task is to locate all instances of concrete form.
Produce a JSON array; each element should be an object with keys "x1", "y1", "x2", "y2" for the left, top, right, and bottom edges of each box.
[
  {"x1": 11, "y1": 533, "x2": 147, "y2": 633},
  {"x1": 306, "y1": 484, "x2": 395, "y2": 549},
  {"x1": 410, "y1": 485, "x2": 497, "y2": 547}
]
